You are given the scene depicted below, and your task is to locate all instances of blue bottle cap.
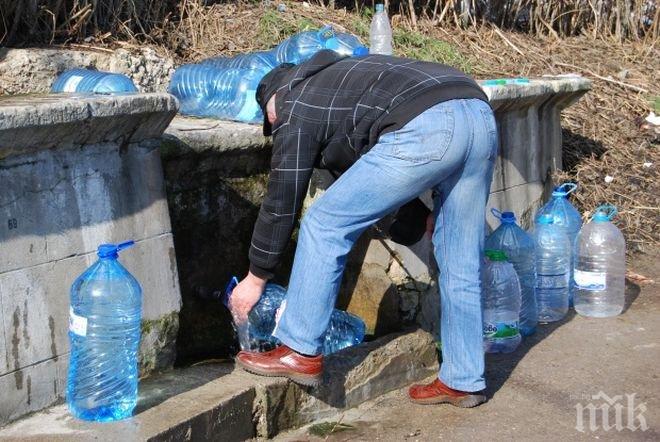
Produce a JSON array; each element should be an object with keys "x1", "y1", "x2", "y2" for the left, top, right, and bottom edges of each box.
[
  {"x1": 537, "y1": 214, "x2": 554, "y2": 225},
  {"x1": 592, "y1": 204, "x2": 617, "y2": 223},
  {"x1": 352, "y1": 46, "x2": 369, "y2": 57},
  {"x1": 97, "y1": 241, "x2": 135, "y2": 259},
  {"x1": 491, "y1": 208, "x2": 516, "y2": 223},
  {"x1": 375, "y1": 3, "x2": 385, "y2": 12},
  {"x1": 325, "y1": 37, "x2": 340, "y2": 51}
]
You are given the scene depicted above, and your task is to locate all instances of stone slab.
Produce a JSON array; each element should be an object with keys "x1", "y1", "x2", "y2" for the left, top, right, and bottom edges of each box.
[
  {"x1": 0, "y1": 330, "x2": 438, "y2": 440},
  {"x1": 0, "y1": 93, "x2": 177, "y2": 158}
]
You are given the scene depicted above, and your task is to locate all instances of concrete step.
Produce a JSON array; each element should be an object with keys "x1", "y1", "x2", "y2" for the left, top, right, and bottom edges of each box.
[{"x1": 0, "y1": 330, "x2": 437, "y2": 441}]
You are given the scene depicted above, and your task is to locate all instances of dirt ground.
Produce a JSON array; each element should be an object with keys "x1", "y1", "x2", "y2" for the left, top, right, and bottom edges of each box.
[{"x1": 276, "y1": 251, "x2": 660, "y2": 441}]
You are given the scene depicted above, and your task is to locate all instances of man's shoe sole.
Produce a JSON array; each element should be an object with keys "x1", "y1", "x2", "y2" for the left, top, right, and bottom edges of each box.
[
  {"x1": 236, "y1": 359, "x2": 322, "y2": 387},
  {"x1": 409, "y1": 394, "x2": 487, "y2": 408}
]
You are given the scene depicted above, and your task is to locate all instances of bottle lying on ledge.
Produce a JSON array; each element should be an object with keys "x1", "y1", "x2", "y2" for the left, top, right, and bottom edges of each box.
[
  {"x1": 52, "y1": 68, "x2": 138, "y2": 94},
  {"x1": 223, "y1": 277, "x2": 366, "y2": 355}
]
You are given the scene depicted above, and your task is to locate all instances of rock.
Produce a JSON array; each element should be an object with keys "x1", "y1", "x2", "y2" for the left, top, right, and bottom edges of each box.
[{"x1": 338, "y1": 263, "x2": 401, "y2": 336}]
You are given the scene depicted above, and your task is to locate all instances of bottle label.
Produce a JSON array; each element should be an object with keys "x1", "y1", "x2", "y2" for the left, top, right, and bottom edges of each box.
[
  {"x1": 574, "y1": 269, "x2": 607, "y2": 291},
  {"x1": 63, "y1": 75, "x2": 83, "y2": 92},
  {"x1": 536, "y1": 273, "x2": 568, "y2": 289},
  {"x1": 483, "y1": 321, "x2": 520, "y2": 339},
  {"x1": 69, "y1": 307, "x2": 88, "y2": 337}
]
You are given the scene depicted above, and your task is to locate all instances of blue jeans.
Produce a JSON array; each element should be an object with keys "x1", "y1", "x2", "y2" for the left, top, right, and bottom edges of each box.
[{"x1": 273, "y1": 98, "x2": 498, "y2": 392}]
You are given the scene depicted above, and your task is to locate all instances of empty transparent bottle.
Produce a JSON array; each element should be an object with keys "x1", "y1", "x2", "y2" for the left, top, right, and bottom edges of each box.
[
  {"x1": 535, "y1": 183, "x2": 582, "y2": 304},
  {"x1": 534, "y1": 214, "x2": 571, "y2": 322},
  {"x1": 202, "y1": 50, "x2": 278, "y2": 74},
  {"x1": 67, "y1": 241, "x2": 142, "y2": 422},
  {"x1": 370, "y1": 4, "x2": 393, "y2": 55},
  {"x1": 481, "y1": 249, "x2": 522, "y2": 353},
  {"x1": 274, "y1": 26, "x2": 339, "y2": 64},
  {"x1": 52, "y1": 69, "x2": 138, "y2": 94},
  {"x1": 168, "y1": 65, "x2": 263, "y2": 123},
  {"x1": 485, "y1": 209, "x2": 537, "y2": 336},
  {"x1": 574, "y1": 204, "x2": 626, "y2": 317},
  {"x1": 224, "y1": 277, "x2": 365, "y2": 355}
]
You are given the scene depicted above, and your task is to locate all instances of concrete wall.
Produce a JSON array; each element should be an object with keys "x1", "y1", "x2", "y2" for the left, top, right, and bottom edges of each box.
[
  {"x1": 163, "y1": 76, "x2": 591, "y2": 359},
  {"x1": 0, "y1": 93, "x2": 181, "y2": 426}
]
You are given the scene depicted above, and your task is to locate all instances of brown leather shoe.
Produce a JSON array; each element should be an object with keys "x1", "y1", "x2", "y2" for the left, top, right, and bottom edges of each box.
[
  {"x1": 409, "y1": 378, "x2": 486, "y2": 408},
  {"x1": 236, "y1": 345, "x2": 322, "y2": 387}
]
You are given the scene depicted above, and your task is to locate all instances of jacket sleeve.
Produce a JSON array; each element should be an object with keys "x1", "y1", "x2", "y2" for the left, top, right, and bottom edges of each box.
[{"x1": 249, "y1": 127, "x2": 320, "y2": 279}]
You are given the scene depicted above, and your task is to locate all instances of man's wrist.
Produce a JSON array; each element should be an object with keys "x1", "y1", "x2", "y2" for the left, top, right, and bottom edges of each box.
[{"x1": 246, "y1": 270, "x2": 268, "y2": 288}]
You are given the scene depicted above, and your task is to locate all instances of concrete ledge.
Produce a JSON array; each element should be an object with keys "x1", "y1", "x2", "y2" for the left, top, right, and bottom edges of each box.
[
  {"x1": 0, "y1": 330, "x2": 437, "y2": 441},
  {"x1": 0, "y1": 93, "x2": 178, "y2": 158}
]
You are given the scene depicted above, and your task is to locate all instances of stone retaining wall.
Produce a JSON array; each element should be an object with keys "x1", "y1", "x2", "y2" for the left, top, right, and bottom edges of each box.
[{"x1": 0, "y1": 93, "x2": 181, "y2": 426}]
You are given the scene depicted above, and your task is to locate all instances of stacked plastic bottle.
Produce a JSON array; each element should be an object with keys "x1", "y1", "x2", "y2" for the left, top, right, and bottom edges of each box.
[
  {"x1": 534, "y1": 214, "x2": 571, "y2": 322},
  {"x1": 52, "y1": 69, "x2": 138, "y2": 94},
  {"x1": 535, "y1": 183, "x2": 582, "y2": 304},
  {"x1": 168, "y1": 65, "x2": 264, "y2": 123},
  {"x1": 481, "y1": 249, "x2": 522, "y2": 353},
  {"x1": 574, "y1": 204, "x2": 626, "y2": 317},
  {"x1": 224, "y1": 277, "x2": 366, "y2": 355},
  {"x1": 485, "y1": 209, "x2": 537, "y2": 336},
  {"x1": 168, "y1": 25, "x2": 366, "y2": 122},
  {"x1": 67, "y1": 241, "x2": 142, "y2": 422},
  {"x1": 370, "y1": 3, "x2": 393, "y2": 55}
]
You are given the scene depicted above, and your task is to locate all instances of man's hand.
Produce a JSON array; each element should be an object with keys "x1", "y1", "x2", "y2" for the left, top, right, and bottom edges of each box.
[{"x1": 229, "y1": 272, "x2": 268, "y2": 323}]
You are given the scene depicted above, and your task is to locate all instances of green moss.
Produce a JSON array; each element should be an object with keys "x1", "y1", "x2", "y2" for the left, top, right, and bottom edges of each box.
[
  {"x1": 393, "y1": 28, "x2": 472, "y2": 73},
  {"x1": 308, "y1": 422, "x2": 354, "y2": 437}
]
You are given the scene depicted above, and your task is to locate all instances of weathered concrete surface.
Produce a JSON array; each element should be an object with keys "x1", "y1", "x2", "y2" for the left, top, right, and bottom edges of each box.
[
  {"x1": 0, "y1": 48, "x2": 174, "y2": 95},
  {"x1": 277, "y1": 253, "x2": 660, "y2": 441},
  {"x1": 0, "y1": 93, "x2": 181, "y2": 425},
  {"x1": 0, "y1": 330, "x2": 438, "y2": 441}
]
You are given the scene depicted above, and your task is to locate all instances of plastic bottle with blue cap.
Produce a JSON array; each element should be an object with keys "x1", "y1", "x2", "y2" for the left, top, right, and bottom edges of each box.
[
  {"x1": 535, "y1": 182, "x2": 583, "y2": 304},
  {"x1": 67, "y1": 241, "x2": 142, "y2": 422},
  {"x1": 574, "y1": 204, "x2": 626, "y2": 317},
  {"x1": 223, "y1": 277, "x2": 366, "y2": 355},
  {"x1": 274, "y1": 25, "x2": 340, "y2": 64},
  {"x1": 534, "y1": 214, "x2": 571, "y2": 322},
  {"x1": 370, "y1": 3, "x2": 393, "y2": 55},
  {"x1": 485, "y1": 209, "x2": 537, "y2": 336}
]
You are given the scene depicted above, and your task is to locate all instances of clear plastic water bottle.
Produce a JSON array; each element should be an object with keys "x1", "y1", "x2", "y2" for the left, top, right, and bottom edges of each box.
[
  {"x1": 485, "y1": 209, "x2": 537, "y2": 336},
  {"x1": 52, "y1": 68, "x2": 138, "y2": 94},
  {"x1": 202, "y1": 50, "x2": 278, "y2": 74},
  {"x1": 168, "y1": 64, "x2": 263, "y2": 123},
  {"x1": 67, "y1": 241, "x2": 142, "y2": 422},
  {"x1": 323, "y1": 310, "x2": 366, "y2": 354},
  {"x1": 535, "y1": 183, "x2": 582, "y2": 304},
  {"x1": 574, "y1": 204, "x2": 626, "y2": 317},
  {"x1": 274, "y1": 26, "x2": 339, "y2": 64},
  {"x1": 481, "y1": 249, "x2": 522, "y2": 353},
  {"x1": 534, "y1": 214, "x2": 571, "y2": 322},
  {"x1": 370, "y1": 3, "x2": 393, "y2": 55},
  {"x1": 224, "y1": 277, "x2": 366, "y2": 355}
]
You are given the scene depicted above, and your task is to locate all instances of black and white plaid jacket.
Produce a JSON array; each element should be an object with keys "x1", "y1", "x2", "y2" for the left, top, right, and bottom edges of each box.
[{"x1": 249, "y1": 50, "x2": 488, "y2": 278}]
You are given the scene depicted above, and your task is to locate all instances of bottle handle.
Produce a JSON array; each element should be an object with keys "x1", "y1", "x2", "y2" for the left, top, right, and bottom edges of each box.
[
  {"x1": 593, "y1": 204, "x2": 618, "y2": 220},
  {"x1": 116, "y1": 241, "x2": 135, "y2": 252},
  {"x1": 490, "y1": 208, "x2": 503, "y2": 220},
  {"x1": 554, "y1": 182, "x2": 578, "y2": 196}
]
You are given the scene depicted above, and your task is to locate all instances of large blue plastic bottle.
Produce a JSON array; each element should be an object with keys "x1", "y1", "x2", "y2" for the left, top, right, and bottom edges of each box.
[
  {"x1": 274, "y1": 25, "x2": 340, "y2": 64},
  {"x1": 168, "y1": 65, "x2": 263, "y2": 123},
  {"x1": 485, "y1": 209, "x2": 537, "y2": 336},
  {"x1": 333, "y1": 33, "x2": 369, "y2": 57},
  {"x1": 481, "y1": 249, "x2": 522, "y2": 353},
  {"x1": 534, "y1": 214, "x2": 571, "y2": 322},
  {"x1": 202, "y1": 50, "x2": 278, "y2": 74},
  {"x1": 67, "y1": 241, "x2": 142, "y2": 422},
  {"x1": 224, "y1": 277, "x2": 365, "y2": 355},
  {"x1": 52, "y1": 69, "x2": 138, "y2": 94},
  {"x1": 535, "y1": 183, "x2": 582, "y2": 304}
]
